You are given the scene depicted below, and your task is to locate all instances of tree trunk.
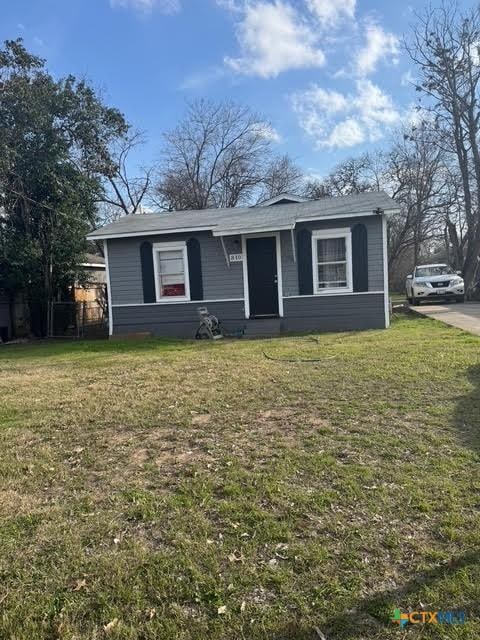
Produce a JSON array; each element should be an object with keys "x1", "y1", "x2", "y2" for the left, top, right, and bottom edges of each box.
[
  {"x1": 446, "y1": 219, "x2": 463, "y2": 270},
  {"x1": 8, "y1": 292, "x2": 16, "y2": 340},
  {"x1": 462, "y1": 234, "x2": 480, "y2": 297},
  {"x1": 444, "y1": 225, "x2": 451, "y2": 266}
]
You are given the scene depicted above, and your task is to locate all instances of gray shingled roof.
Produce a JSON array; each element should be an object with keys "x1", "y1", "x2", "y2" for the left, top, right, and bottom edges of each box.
[{"x1": 87, "y1": 191, "x2": 397, "y2": 240}]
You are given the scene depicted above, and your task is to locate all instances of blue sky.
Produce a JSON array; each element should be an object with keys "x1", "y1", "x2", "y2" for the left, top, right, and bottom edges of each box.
[{"x1": 0, "y1": 0, "x2": 469, "y2": 179}]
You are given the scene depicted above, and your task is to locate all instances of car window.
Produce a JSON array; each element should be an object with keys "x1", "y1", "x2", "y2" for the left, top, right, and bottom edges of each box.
[{"x1": 415, "y1": 266, "x2": 454, "y2": 277}]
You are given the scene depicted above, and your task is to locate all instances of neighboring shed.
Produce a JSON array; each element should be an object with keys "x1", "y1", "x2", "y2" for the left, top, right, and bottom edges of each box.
[
  {"x1": 75, "y1": 253, "x2": 106, "y2": 303},
  {"x1": 87, "y1": 192, "x2": 398, "y2": 338}
]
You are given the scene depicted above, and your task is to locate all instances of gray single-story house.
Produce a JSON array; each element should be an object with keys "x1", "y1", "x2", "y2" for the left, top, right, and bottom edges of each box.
[{"x1": 87, "y1": 192, "x2": 397, "y2": 338}]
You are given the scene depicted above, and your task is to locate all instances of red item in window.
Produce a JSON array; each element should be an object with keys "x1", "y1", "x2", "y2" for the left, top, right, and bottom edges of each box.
[{"x1": 162, "y1": 283, "x2": 185, "y2": 297}]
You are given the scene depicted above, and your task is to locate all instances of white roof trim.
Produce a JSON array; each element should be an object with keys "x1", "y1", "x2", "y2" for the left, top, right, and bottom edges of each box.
[
  {"x1": 86, "y1": 226, "x2": 213, "y2": 241},
  {"x1": 212, "y1": 223, "x2": 295, "y2": 237},
  {"x1": 296, "y1": 209, "x2": 386, "y2": 223},
  {"x1": 255, "y1": 193, "x2": 306, "y2": 207},
  {"x1": 80, "y1": 262, "x2": 106, "y2": 268}
]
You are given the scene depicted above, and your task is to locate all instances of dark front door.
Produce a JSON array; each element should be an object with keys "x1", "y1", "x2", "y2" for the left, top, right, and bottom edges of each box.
[{"x1": 246, "y1": 236, "x2": 279, "y2": 317}]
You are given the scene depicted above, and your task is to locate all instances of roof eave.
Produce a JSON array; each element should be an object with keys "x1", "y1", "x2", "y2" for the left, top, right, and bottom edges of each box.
[
  {"x1": 254, "y1": 193, "x2": 307, "y2": 207},
  {"x1": 212, "y1": 223, "x2": 295, "y2": 237},
  {"x1": 296, "y1": 208, "x2": 396, "y2": 223},
  {"x1": 80, "y1": 262, "x2": 106, "y2": 268},
  {"x1": 86, "y1": 226, "x2": 214, "y2": 241},
  {"x1": 87, "y1": 203, "x2": 399, "y2": 241}
]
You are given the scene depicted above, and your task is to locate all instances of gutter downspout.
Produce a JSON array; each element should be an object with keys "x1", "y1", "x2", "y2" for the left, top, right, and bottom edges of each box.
[
  {"x1": 220, "y1": 237, "x2": 230, "y2": 269},
  {"x1": 290, "y1": 228, "x2": 296, "y2": 263}
]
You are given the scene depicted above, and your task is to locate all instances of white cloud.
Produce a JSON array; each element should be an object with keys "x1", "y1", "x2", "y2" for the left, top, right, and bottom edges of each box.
[
  {"x1": 109, "y1": 0, "x2": 181, "y2": 15},
  {"x1": 355, "y1": 22, "x2": 399, "y2": 76},
  {"x1": 328, "y1": 118, "x2": 365, "y2": 147},
  {"x1": 306, "y1": 0, "x2": 356, "y2": 27},
  {"x1": 469, "y1": 41, "x2": 480, "y2": 66},
  {"x1": 300, "y1": 86, "x2": 348, "y2": 115},
  {"x1": 401, "y1": 69, "x2": 416, "y2": 87},
  {"x1": 291, "y1": 79, "x2": 401, "y2": 148},
  {"x1": 180, "y1": 66, "x2": 227, "y2": 90},
  {"x1": 355, "y1": 80, "x2": 399, "y2": 127},
  {"x1": 304, "y1": 168, "x2": 325, "y2": 182},
  {"x1": 216, "y1": 0, "x2": 242, "y2": 11},
  {"x1": 403, "y1": 103, "x2": 432, "y2": 128},
  {"x1": 253, "y1": 122, "x2": 282, "y2": 142},
  {"x1": 224, "y1": 1, "x2": 325, "y2": 78}
]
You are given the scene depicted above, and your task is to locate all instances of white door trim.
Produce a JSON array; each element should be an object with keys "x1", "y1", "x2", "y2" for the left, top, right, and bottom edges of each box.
[{"x1": 241, "y1": 232, "x2": 284, "y2": 319}]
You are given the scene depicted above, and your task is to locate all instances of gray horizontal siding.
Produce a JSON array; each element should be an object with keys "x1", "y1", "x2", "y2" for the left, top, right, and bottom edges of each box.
[
  {"x1": 283, "y1": 293, "x2": 386, "y2": 332},
  {"x1": 112, "y1": 294, "x2": 385, "y2": 338},
  {"x1": 281, "y1": 216, "x2": 385, "y2": 297},
  {"x1": 107, "y1": 215, "x2": 388, "y2": 338},
  {"x1": 280, "y1": 230, "x2": 297, "y2": 299},
  {"x1": 107, "y1": 217, "x2": 385, "y2": 305},
  {"x1": 107, "y1": 237, "x2": 143, "y2": 305},
  {"x1": 113, "y1": 300, "x2": 246, "y2": 338},
  {"x1": 107, "y1": 232, "x2": 243, "y2": 305}
]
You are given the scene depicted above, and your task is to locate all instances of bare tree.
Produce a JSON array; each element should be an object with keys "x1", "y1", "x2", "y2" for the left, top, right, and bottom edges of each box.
[
  {"x1": 303, "y1": 153, "x2": 383, "y2": 199},
  {"x1": 303, "y1": 134, "x2": 452, "y2": 284},
  {"x1": 100, "y1": 131, "x2": 153, "y2": 222},
  {"x1": 257, "y1": 154, "x2": 304, "y2": 202},
  {"x1": 303, "y1": 180, "x2": 332, "y2": 200},
  {"x1": 408, "y1": 4, "x2": 480, "y2": 293},
  {"x1": 386, "y1": 125, "x2": 450, "y2": 268},
  {"x1": 442, "y1": 166, "x2": 466, "y2": 269},
  {"x1": 153, "y1": 100, "x2": 275, "y2": 211}
]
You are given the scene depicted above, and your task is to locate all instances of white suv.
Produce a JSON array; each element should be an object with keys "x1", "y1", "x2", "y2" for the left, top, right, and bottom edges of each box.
[{"x1": 406, "y1": 264, "x2": 465, "y2": 305}]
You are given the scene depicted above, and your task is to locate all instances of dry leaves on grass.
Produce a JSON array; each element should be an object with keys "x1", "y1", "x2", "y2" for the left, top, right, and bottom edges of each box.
[{"x1": 104, "y1": 618, "x2": 120, "y2": 633}]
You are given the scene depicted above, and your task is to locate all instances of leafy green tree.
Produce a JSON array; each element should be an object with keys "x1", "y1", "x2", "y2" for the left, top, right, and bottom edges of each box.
[{"x1": 0, "y1": 39, "x2": 128, "y2": 335}]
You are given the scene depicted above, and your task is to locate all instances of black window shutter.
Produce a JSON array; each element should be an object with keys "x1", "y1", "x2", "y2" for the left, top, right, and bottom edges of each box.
[
  {"x1": 352, "y1": 223, "x2": 368, "y2": 292},
  {"x1": 140, "y1": 241, "x2": 156, "y2": 303},
  {"x1": 187, "y1": 237, "x2": 203, "y2": 301},
  {"x1": 297, "y1": 228, "x2": 313, "y2": 295}
]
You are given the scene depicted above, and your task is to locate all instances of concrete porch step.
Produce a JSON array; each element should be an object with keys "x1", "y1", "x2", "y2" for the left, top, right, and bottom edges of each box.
[{"x1": 244, "y1": 317, "x2": 282, "y2": 337}]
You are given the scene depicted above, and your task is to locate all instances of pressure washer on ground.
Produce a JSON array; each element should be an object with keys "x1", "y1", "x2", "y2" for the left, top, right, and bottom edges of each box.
[
  {"x1": 195, "y1": 306, "x2": 246, "y2": 339},
  {"x1": 195, "y1": 307, "x2": 223, "y2": 340}
]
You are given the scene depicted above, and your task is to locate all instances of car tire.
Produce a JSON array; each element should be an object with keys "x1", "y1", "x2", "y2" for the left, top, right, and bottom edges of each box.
[
  {"x1": 455, "y1": 295, "x2": 465, "y2": 303},
  {"x1": 412, "y1": 296, "x2": 419, "y2": 306}
]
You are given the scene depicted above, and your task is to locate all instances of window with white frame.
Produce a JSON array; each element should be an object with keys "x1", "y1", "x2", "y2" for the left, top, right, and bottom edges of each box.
[
  {"x1": 312, "y1": 229, "x2": 352, "y2": 293},
  {"x1": 153, "y1": 241, "x2": 190, "y2": 301}
]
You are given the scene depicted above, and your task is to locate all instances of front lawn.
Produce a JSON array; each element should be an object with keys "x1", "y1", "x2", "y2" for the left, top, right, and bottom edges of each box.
[{"x1": 0, "y1": 316, "x2": 479, "y2": 639}]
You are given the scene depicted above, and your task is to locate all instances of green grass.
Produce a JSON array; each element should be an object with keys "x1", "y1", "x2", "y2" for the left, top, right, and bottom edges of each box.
[
  {"x1": 390, "y1": 292, "x2": 407, "y2": 305},
  {"x1": 0, "y1": 315, "x2": 479, "y2": 639}
]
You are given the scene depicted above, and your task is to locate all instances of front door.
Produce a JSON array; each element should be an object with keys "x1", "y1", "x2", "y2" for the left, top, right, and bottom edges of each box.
[{"x1": 246, "y1": 236, "x2": 279, "y2": 317}]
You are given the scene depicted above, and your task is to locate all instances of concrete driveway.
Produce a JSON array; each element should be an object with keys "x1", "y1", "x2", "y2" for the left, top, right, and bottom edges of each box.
[{"x1": 412, "y1": 302, "x2": 480, "y2": 336}]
